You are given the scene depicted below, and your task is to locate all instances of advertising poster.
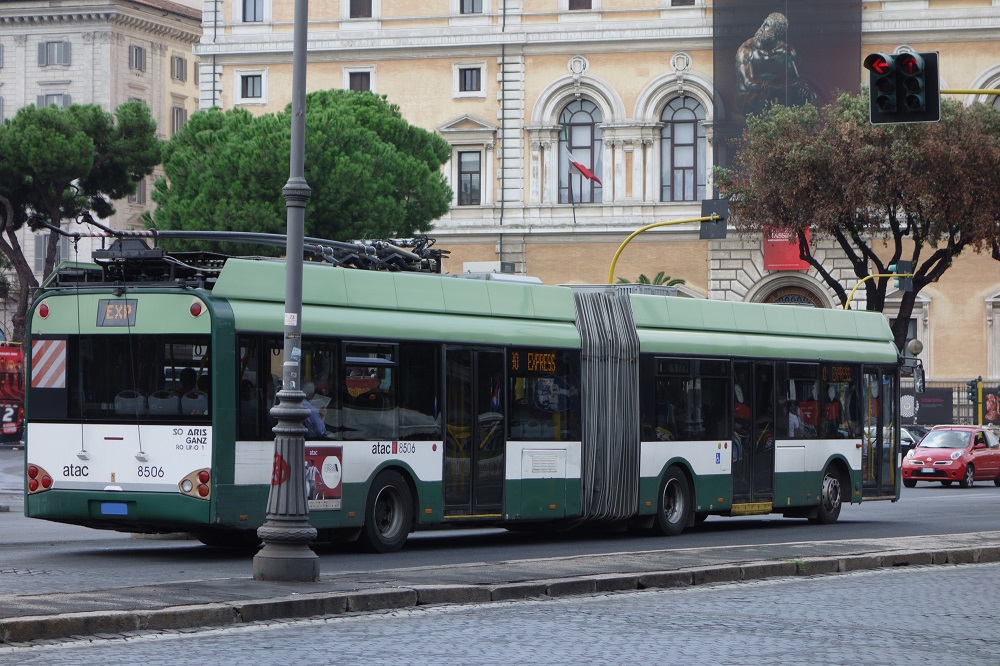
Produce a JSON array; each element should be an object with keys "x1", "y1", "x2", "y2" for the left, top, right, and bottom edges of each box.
[
  {"x1": 984, "y1": 389, "x2": 1000, "y2": 426},
  {"x1": 713, "y1": 0, "x2": 862, "y2": 171},
  {"x1": 899, "y1": 387, "x2": 952, "y2": 426},
  {"x1": 305, "y1": 445, "x2": 343, "y2": 510}
]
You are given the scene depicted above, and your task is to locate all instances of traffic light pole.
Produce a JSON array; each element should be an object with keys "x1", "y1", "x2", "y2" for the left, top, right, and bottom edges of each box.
[
  {"x1": 606, "y1": 215, "x2": 720, "y2": 285},
  {"x1": 843, "y1": 271, "x2": 914, "y2": 310}
]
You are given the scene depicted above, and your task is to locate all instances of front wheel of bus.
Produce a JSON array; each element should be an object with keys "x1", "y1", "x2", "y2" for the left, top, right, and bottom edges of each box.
[
  {"x1": 809, "y1": 466, "x2": 843, "y2": 525},
  {"x1": 360, "y1": 470, "x2": 413, "y2": 553},
  {"x1": 653, "y1": 467, "x2": 691, "y2": 537}
]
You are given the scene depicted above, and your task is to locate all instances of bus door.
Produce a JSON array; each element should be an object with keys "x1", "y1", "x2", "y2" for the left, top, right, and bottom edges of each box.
[
  {"x1": 732, "y1": 361, "x2": 775, "y2": 508},
  {"x1": 443, "y1": 348, "x2": 505, "y2": 517},
  {"x1": 862, "y1": 367, "x2": 898, "y2": 498}
]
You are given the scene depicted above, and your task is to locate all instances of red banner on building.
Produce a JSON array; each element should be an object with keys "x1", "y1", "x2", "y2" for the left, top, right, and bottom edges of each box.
[{"x1": 763, "y1": 227, "x2": 810, "y2": 271}]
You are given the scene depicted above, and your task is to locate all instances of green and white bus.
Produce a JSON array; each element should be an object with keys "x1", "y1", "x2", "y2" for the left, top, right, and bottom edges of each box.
[{"x1": 24, "y1": 236, "x2": 902, "y2": 552}]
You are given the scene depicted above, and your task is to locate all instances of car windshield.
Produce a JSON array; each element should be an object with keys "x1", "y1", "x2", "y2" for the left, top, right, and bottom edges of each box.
[{"x1": 918, "y1": 430, "x2": 970, "y2": 449}]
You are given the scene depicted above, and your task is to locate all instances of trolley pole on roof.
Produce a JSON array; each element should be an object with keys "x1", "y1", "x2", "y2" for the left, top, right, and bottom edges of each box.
[{"x1": 253, "y1": 0, "x2": 320, "y2": 582}]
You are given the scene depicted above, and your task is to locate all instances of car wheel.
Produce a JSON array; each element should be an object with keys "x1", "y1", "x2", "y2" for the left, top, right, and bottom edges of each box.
[
  {"x1": 652, "y1": 466, "x2": 691, "y2": 537},
  {"x1": 359, "y1": 470, "x2": 413, "y2": 553},
  {"x1": 994, "y1": 470, "x2": 1000, "y2": 487},
  {"x1": 940, "y1": 481, "x2": 953, "y2": 487},
  {"x1": 903, "y1": 479, "x2": 917, "y2": 488},
  {"x1": 960, "y1": 465, "x2": 975, "y2": 488},
  {"x1": 808, "y1": 465, "x2": 843, "y2": 525}
]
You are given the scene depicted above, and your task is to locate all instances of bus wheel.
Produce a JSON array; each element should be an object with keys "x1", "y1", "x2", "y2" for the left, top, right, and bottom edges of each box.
[
  {"x1": 359, "y1": 470, "x2": 413, "y2": 553},
  {"x1": 653, "y1": 467, "x2": 691, "y2": 537},
  {"x1": 809, "y1": 466, "x2": 843, "y2": 525}
]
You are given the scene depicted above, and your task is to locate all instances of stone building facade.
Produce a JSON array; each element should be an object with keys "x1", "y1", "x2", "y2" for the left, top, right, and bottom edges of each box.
[
  {"x1": 0, "y1": 0, "x2": 201, "y2": 337},
  {"x1": 191, "y1": 0, "x2": 1000, "y2": 383}
]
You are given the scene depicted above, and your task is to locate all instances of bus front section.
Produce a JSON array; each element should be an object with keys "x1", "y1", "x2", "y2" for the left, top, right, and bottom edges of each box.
[{"x1": 25, "y1": 291, "x2": 218, "y2": 534}]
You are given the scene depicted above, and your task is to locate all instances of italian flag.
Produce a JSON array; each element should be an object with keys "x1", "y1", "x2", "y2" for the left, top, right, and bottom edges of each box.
[{"x1": 563, "y1": 125, "x2": 602, "y2": 186}]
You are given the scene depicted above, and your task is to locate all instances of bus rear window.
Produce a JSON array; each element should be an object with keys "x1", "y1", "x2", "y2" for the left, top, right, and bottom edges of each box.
[{"x1": 29, "y1": 335, "x2": 211, "y2": 422}]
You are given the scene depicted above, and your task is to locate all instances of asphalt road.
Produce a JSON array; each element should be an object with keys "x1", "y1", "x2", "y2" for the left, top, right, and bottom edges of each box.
[{"x1": 3, "y1": 447, "x2": 1000, "y2": 595}]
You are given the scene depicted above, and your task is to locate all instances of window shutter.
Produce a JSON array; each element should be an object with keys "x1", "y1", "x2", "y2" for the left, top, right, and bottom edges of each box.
[
  {"x1": 38, "y1": 42, "x2": 46, "y2": 66},
  {"x1": 0, "y1": 44, "x2": 4, "y2": 68},
  {"x1": 61, "y1": 41, "x2": 71, "y2": 65},
  {"x1": 36, "y1": 94, "x2": 45, "y2": 107},
  {"x1": 34, "y1": 236, "x2": 46, "y2": 273},
  {"x1": 63, "y1": 94, "x2": 71, "y2": 107}
]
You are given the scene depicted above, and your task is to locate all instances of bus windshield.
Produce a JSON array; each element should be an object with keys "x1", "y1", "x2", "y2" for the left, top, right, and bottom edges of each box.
[{"x1": 30, "y1": 334, "x2": 211, "y2": 423}]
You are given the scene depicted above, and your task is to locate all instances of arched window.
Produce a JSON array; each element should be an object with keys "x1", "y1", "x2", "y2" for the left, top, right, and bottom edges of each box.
[
  {"x1": 559, "y1": 100, "x2": 603, "y2": 204},
  {"x1": 660, "y1": 96, "x2": 706, "y2": 202}
]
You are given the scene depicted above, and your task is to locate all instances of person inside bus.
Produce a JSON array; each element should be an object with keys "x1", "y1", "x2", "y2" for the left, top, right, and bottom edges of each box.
[
  {"x1": 175, "y1": 367, "x2": 198, "y2": 396},
  {"x1": 301, "y1": 382, "x2": 327, "y2": 439},
  {"x1": 784, "y1": 400, "x2": 803, "y2": 438}
]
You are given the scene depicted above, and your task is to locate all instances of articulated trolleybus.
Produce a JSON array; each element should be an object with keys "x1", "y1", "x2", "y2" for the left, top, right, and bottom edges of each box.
[{"x1": 25, "y1": 233, "x2": 902, "y2": 552}]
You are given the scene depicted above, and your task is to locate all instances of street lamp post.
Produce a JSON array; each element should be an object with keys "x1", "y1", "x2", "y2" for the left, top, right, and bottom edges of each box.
[{"x1": 252, "y1": 0, "x2": 319, "y2": 582}]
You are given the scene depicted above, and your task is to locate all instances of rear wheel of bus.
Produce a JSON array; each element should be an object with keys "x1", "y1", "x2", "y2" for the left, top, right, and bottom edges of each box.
[
  {"x1": 653, "y1": 466, "x2": 692, "y2": 537},
  {"x1": 359, "y1": 470, "x2": 413, "y2": 553},
  {"x1": 808, "y1": 464, "x2": 843, "y2": 525}
]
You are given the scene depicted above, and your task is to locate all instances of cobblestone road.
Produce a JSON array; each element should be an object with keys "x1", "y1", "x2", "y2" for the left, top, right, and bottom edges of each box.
[{"x1": 5, "y1": 562, "x2": 999, "y2": 665}]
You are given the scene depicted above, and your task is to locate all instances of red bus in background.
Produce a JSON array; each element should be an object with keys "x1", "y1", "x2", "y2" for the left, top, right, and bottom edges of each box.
[{"x1": 0, "y1": 343, "x2": 24, "y2": 446}]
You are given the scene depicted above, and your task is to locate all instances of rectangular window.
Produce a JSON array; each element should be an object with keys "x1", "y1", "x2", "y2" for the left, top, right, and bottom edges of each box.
[
  {"x1": 461, "y1": 0, "x2": 483, "y2": 13},
  {"x1": 241, "y1": 74, "x2": 262, "y2": 99},
  {"x1": 36, "y1": 93, "x2": 71, "y2": 108},
  {"x1": 648, "y1": 358, "x2": 730, "y2": 442},
  {"x1": 28, "y1": 334, "x2": 212, "y2": 423},
  {"x1": 171, "y1": 106, "x2": 188, "y2": 135},
  {"x1": 243, "y1": 0, "x2": 264, "y2": 22},
  {"x1": 350, "y1": 0, "x2": 372, "y2": 18},
  {"x1": 568, "y1": 0, "x2": 592, "y2": 9},
  {"x1": 508, "y1": 349, "x2": 581, "y2": 441},
  {"x1": 781, "y1": 363, "x2": 820, "y2": 439},
  {"x1": 38, "y1": 41, "x2": 71, "y2": 66},
  {"x1": 129, "y1": 45, "x2": 146, "y2": 72},
  {"x1": 340, "y1": 342, "x2": 397, "y2": 441},
  {"x1": 459, "y1": 67, "x2": 481, "y2": 93},
  {"x1": 171, "y1": 55, "x2": 187, "y2": 82},
  {"x1": 458, "y1": 151, "x2": 482, "y2": 206},
  {"x1": 348, "y1": 71, "x2": 371, "y2": 92},
  {"x1": 128, "y1": 178, "x2": 147, "y2": 205},
  {"x1": 671, "y1": 0, "x2": 695, "y2": 5}
]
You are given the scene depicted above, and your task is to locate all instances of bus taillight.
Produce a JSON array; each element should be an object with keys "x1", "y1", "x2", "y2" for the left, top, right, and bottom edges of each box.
[
  {"x1": 26, "y1": 464, "x2": 52, "y2": 494},
  {"x1": 38, "y1": 302, "x2": 49, "y2": 318},
  {"x1": 178, "y1": 468, "x2": 211, "y2": 500}
]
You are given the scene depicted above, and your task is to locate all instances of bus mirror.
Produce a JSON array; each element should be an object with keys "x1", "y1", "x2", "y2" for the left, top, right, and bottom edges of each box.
[{"x1": 913, "y1": 366, "x2": 925, "y2": 394}]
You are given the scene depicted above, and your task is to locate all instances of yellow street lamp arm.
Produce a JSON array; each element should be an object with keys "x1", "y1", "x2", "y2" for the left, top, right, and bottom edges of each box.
[
  {"x1": 843, "y1": 272, "x2": 913, "y2": 310},
  {"x1": 607, "y1": 215, "x2": 719, "y2": 285}
]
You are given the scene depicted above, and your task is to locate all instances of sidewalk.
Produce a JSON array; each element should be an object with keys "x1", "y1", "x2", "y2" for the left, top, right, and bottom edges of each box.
[{"x1": 3, "y1": 530, "x2": 1000, "y2": 645}]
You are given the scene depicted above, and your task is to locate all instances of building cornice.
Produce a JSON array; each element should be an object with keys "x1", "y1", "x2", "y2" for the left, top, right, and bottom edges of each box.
[{"x1": 0, "y1": 5, "x2": 201, "y2": 45}]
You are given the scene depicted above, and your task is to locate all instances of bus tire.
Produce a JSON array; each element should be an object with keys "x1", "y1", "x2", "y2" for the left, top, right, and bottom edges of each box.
[
  {"x1": 809, "y1": 465, "x2": 843, "y2": 525},
  {"x1": 359, "y1": 470, "x2": 413, "y2": 553},
  {"x1": 652, "y1": 467, "x2": 691, "y2": 537}
]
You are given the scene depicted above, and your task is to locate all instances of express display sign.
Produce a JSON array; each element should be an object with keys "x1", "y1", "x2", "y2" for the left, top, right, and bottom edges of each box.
[{"x1": 97, "y1": 299, "x2": 138, "y2": 327}]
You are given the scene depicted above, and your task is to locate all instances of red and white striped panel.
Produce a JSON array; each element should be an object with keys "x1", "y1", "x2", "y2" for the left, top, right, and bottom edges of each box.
[{"x1": 31, "y1": 339, "x2": 67, "y2": 389}]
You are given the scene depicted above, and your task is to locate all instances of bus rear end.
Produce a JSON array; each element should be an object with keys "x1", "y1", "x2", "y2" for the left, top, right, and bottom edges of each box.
[{"x1": 25, "y1": 291, "x2": 218, "y2": 534}]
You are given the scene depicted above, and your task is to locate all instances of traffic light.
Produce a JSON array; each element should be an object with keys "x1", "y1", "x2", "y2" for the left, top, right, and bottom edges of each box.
[
  {"x1": 864, "y1": 53, "x2": 896, "y2": 118},
  {"x1": 896, "y1": 260, "x2": 913, "y2": 292},
  {"x1": 967, "y1": 378, "x2": 981, "y2": 404},
  {"x1": 863, "y1": 51, "x2": 940, "y2": 124}
]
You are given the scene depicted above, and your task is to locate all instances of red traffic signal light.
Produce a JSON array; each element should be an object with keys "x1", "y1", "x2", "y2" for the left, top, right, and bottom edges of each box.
[
  {"x1": 864, "y1": 53, "x2": 893, "y2": 76},
  {"x1": 863, "y1": 51, "x2": 940, "y2": 124}
]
